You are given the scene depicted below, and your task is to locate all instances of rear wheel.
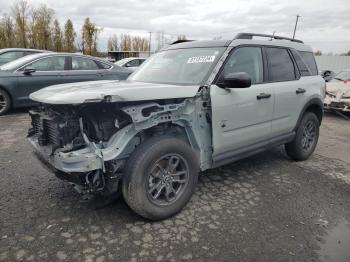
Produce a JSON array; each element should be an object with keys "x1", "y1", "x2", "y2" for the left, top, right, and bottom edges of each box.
[
  {"x1": 0, "y1": 89, "x2": 10, "y2": 115},
  {"x1": 122, "y1": 136, "x2": 199, "y2": 220},
  {"x1": 285, "y1": 112, "x2": 319, "y2": 161}
]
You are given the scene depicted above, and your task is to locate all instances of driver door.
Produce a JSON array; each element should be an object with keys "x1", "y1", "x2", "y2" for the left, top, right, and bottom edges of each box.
[{"x1": 211, "y1": 46, "x2": 274, "y2": 163}]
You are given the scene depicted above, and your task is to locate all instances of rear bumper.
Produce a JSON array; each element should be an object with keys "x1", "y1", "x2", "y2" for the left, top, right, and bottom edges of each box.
[{"x1": 28, "y1": 136, "x2": 103, "y2": 173}]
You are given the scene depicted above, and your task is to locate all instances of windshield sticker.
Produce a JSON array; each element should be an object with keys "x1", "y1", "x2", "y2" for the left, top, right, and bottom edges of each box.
[{"x1": 187, "y1": 56, "x2": 215, "y2": 64}]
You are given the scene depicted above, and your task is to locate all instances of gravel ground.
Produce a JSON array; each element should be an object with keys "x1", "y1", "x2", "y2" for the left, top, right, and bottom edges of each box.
[{"x1": 0, "y1": 110, "x2": 349, "y2": 262}]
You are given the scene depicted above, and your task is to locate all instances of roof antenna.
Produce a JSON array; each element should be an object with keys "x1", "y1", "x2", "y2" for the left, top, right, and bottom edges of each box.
[
  {"x1": 292, "y1": 15, "x2": 301, "y2": 40},
  {"x1": 270, "y1": 31, "x2": 276, "y2": 41}
]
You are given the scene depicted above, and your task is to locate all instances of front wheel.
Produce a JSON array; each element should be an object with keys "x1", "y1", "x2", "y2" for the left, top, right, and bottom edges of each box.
[
  {"x1": 0, "y1": 89, "x2": 10, "y2": 116},
  {"x1": 122, "y1": 136, "x2": 199, "y2": 220},
  {"x1": 285, "y1": 112, "x2": 320, "y2": 161}
]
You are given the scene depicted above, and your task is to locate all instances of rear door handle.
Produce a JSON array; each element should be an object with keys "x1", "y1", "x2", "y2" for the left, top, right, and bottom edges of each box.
[
  {"x1": 296, "y1": 88, "x2": 306, "y2": 94},
  {"x1": 96, "y1": 72, "x2": 104, "y2": 77},
  {"x1": 257, "y1": 93, "x2": 271, "y2": 100}
]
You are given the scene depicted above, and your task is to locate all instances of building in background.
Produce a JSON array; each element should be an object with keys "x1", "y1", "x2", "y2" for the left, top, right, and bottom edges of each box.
[
  {"x1": 107, "y1": 51, "x2": 151, "y2": 62},
  {"x1": 315, "y1": 56, "x2": 350, "y2": 73}
]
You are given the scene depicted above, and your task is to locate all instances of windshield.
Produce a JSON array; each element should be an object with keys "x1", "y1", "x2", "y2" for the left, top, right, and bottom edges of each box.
[
  {"x1": 129, "y1": 47, "x2": 225, "y2": 85},
  {"x1": 0, "y1": 54, "x2": 43, "y2": 71},
  {"x1": 332, "y1": 71, "x2": 350, "y2": 81}
]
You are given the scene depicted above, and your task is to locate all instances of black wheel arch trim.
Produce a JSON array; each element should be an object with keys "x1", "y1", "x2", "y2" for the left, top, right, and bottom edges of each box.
[{"x1": 294, "y1": 97, "x2": 323, "y2": 131}]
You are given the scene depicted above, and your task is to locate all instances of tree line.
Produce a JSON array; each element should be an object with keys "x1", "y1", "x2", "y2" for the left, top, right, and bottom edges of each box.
[
  {"x1": 0, "y1": 0, "x2": 150, "y2": 56},
  {"x1": 107, "y1": 34, "x2": 149, "y2": 52}
]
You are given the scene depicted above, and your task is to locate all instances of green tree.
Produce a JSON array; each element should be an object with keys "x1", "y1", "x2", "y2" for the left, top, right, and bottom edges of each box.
[
  {"x1": 0, "y1": 15, "x2": 15, "y2": 48},
  {"x1": 63, "y1": 19, "x2": 76, "y2": 52},
  {"x1": 52, "y1": 19, "x2": 63, "y2": 52},
  {"x1": 12, "y1": 0, "x2": 29, "y2": 48},
  {"x1": 81, "y1": 17, "x2": 101, "y2": 55},
  {"x1": 30, "y1": 4, "x2": 54, "y2": 50}
]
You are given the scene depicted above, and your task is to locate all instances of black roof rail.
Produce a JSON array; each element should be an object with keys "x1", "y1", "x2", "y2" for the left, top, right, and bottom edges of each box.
[
  {"x1": 234, "y1": 33, "x2": 304, "y2": 44},
  {"x1": 170, "y1": 39, "x2": 194, "y2": 45}
]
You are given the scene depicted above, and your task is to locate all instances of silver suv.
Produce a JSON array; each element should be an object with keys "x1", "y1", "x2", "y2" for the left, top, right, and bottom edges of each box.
[{"x1": 28, "y1": 33, "x2": 325, "y2": 220}]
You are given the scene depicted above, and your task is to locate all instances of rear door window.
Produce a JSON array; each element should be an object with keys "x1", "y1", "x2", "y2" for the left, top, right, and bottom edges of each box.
[
  {"x1": 266, "y1": 48, "x2": 296, "y2": 82},
  {"x1": 72, "y1": 57, "x2": 100, "y2": 70}
]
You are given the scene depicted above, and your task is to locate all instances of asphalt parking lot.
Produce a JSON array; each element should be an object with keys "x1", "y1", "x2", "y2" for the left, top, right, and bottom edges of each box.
[{"x1": 0, "y1": 110, "x2": 349, "y2": 262}]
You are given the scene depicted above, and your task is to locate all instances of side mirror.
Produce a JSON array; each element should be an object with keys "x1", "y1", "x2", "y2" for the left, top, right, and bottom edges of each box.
[
  {"x1": 23, "y1": 66, "x2": 36, "y2": 75},
  {"x1": 221, "y1": 72, "x2": 251, "y2": 88}
]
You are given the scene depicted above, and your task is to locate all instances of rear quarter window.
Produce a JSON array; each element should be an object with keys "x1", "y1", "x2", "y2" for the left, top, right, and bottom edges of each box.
[
  {"x1": 290, "y1": 49, "x2": 311, "y2": 77},
  {"x1": 298, "y1": 51, "x2": 318, "y2": 75}
]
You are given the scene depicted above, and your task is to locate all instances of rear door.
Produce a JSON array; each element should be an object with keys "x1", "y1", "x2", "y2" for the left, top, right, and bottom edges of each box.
[
  {"x1": 64, "y1": 56, "x2": 106, "y2": 82},
  {"x1": 15, "y1": 55, "x2": 69, "y2": 105},
  {"x1": 265, "y1": 47, "x2": 307, "y2": 136},
  {"x1": 211, "y1": 46, "x2": 274, "y2": 160}
]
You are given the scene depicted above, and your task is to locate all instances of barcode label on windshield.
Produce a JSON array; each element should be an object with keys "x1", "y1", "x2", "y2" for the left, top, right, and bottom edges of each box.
[{"x1": 187, "y1": 56, "x2": 215, "y2": 63}]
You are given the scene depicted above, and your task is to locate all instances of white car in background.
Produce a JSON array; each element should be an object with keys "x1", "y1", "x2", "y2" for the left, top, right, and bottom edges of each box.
[
  {"x1": 324, "y1": 70, "x2": 350, "y2": 114},
  {"x1": 115, "y1": 57, "x2": 146, "y2": 71}
]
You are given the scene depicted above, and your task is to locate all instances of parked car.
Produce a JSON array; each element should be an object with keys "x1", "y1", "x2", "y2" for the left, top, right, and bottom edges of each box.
[
  {"x1": 324, "y1": 70, "x2": 350, "y2": 114},
  {"x1": 0, "y1": 48, "x2": 47, "y2": 66},
  {"x1": 115, "y1": 57, "x2": 146, "y2": 71},
  {"x1": 0, "y1": 53, "x2": 132, "y2": 115},
  {"x1": 28, "y1": 33, "x2": 325, "y2": 220}
]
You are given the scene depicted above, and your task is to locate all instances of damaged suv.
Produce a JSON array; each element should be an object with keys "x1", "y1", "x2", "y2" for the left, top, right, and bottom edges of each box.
[{"x1": 28, "y1": 33, "x2": 325, "y2": 220}]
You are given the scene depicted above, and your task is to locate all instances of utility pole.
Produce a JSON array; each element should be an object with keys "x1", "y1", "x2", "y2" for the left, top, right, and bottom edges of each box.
[
  {"x1": 292, "y1": 15, "x2": 301, "y2": 40},
  {"x1": 149, "y1": 32, "x2": 152, "y2": 56}
]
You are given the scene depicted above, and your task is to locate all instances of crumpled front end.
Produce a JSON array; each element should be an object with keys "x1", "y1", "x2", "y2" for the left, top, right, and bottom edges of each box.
[
  {"x1": 27, "y1": 96, "x2": 212, "y2": 195},
  {"x1": 27, "y1": 103, "x2": 133, "y2": 194},
  {"x1": 324, "y1": 82, "x2": 350, "y2": 113}
]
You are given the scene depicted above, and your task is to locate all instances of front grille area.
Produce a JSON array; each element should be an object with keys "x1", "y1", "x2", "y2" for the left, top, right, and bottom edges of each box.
[
  {"x1": 43, "y1": 119, "x2": 60, "y2": 146},
  {"x1": 28, "y1": 110, "x2": 61, "y2": 147},
  {"x1": 31, "y1": 115, "x2": 41, "y2": 135},
  {"x1": 28, "y1": 109, "x2": 84, "y2": 152}
]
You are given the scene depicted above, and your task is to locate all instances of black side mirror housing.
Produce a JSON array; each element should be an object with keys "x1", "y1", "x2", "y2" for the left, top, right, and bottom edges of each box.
[
  {"x1": 23, "y1": 67, "x2": 36, "y2": 75},
  {"x1": 220, "y1": 72, "x2": 251, "y2": 88}
]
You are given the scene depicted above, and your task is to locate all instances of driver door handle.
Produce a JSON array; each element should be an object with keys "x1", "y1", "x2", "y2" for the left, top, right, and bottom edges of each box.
[
  {"x1": 257, "y1": 93, "x2": 271, "y2": 100},
  {"x1": 296, "y1": 88, "x2": 306, "y2": 94}
]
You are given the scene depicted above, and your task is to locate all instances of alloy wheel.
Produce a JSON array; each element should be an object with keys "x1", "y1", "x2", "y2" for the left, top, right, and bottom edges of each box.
[
  {"x1": 147, "y1": 154, "x2": 189, "y2": 206},
  {"x1": 301, "y1": 120, "x2": 316, "y2": 152}
]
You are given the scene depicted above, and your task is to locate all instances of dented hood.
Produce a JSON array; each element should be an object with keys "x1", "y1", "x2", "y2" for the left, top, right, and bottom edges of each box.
[{"x1": 30, "y1": 80, "x2": 200, "y2": 104}]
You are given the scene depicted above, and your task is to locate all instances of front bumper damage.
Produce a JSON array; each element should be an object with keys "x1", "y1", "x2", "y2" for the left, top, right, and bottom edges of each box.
[
  {"x1": 28, "y1": 123, "x2": 138, "y2": 173},
  {"x1": 324, "y1": 95, "x2": 350, "y2": 112},
  {"x1": 324, "y1": 82, "x2": 350, "y2": 118},
  {"x1": 324, "y1": 92, "x2": 350, "y2": 120}
]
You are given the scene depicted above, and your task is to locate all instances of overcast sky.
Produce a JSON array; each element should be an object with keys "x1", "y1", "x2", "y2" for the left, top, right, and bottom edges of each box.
[{"x1": 1, "y1": 0, "x2": 349, "y2": 53}]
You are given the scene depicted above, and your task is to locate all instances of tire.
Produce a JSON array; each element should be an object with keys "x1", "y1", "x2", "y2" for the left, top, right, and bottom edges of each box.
[
  {"x1": 0, "y1": 89, "x2": 11, "y2": 116},
  {"x1": 122, "y1": 136, "x2": 199, "y2": 220},
  {"x1": 285, "y1": 112, "x2": 320, "y2": 161}
]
